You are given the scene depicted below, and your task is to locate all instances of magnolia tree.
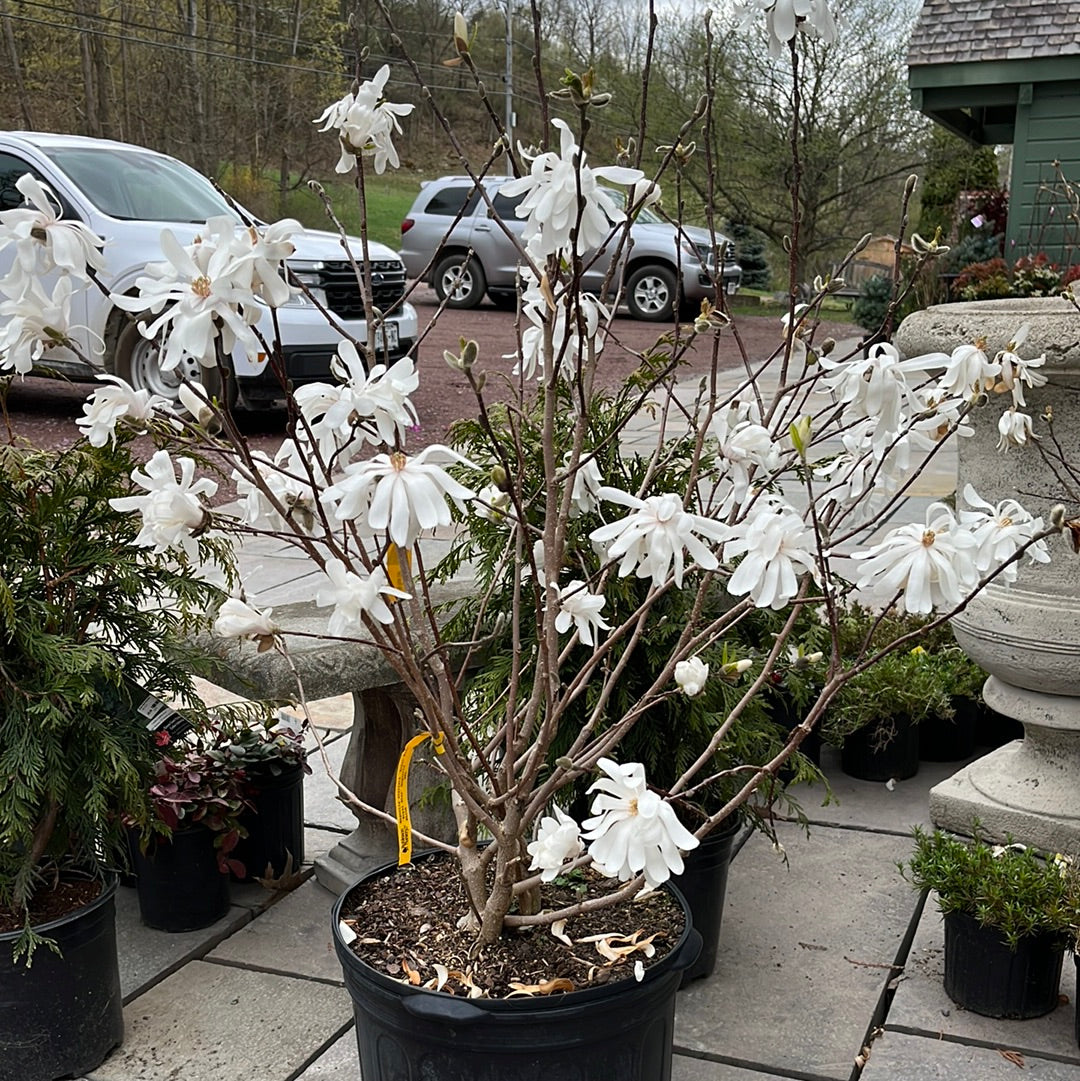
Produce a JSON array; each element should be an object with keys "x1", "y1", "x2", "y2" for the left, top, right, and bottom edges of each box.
[{"x1": 0, "y1": 1, "x2": 1066, "y2": 953}]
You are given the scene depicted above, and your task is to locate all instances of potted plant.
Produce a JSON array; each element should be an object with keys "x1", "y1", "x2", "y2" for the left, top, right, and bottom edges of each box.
[
  {"x1": 901, "y1": 828, "x2": 1076, "y2": 1018},
  {"x1": 3, "y1": 5, "x2": 1070, "y2": 1078},
  {"x1": 130, "y1": 737, "x2": 250, "y2": 932},
  {"x1": 200, "y1": 708, "x2": 310, "y2": 881},
  {"x1": 825, "y1": 606, "x2": 956, "y2": 782},
  {"x1": 0, "y1": 436, "x2": 229, "y2": 1081}
]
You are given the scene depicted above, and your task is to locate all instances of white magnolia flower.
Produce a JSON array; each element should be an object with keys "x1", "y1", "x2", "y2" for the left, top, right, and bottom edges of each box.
[
  {"x1": 315, "y1": 558, "x2": 410, "y2": 633},
  {"x1": 674, "y1": 656, "x2": 709, "y2": 697},
  {"x1": 590, "y1": 489, "x2": 727, "y2": 588},
  {"x1": 994, "y1": 326, "x2": 1047, "y2": 408},
  {"x1": 737, "y1": 0, "x2": 837, "y2": 58},
  {"x1": 711, "y1": 405, "x2": 781, "y2": 510},
  {"x1": 77, "y1": 374, "x2": 165, "y2": 446},
  {"x1": 997, "y1": 407, "x2": 1034, "y2": 452},
  {"x1": 549, "y1": 580, "x2": 610, "y2": 647},
  {"x1": 526, "y1": 807, "x2": 583, "y2": 882},
  {"x1": 511, "y1": 282, "x2": 608, "y2": 382},
  {"x1": 233, "y1": 444, "x2": 321, "y2": 534},
  {"x1": 296, "y1": 342, "x2": 419, "y2": 456},
  {"x1": 582, "y1": 758, "x2": 699, "y2": 888},
  {"x1": 473, "y1": 483, "x2": 510, "y2": 520},
  {"x1": 723, "y1": 498, "x2": 817, "y2": 610},
  {"x1": 820, "y1": 342, "x2": 931, "y2": 453},
  {"x1": 109, "y1": 449, "x2": 217, "y2": 559},
  {"x1": 958, "y1": 484, "x2": 1049, "y2": 581},
  {"x1": 213, "y1": 597, "x2": 279, "y2": 643},
  {"x1": 111, "y1": 218, "x2": 263, "y2": 370},
  {"x1": 500, "y1": 119, "x2": 643, "y2": 259},
  {"x1": 0, "y1": 276, "x2": 75, "y2": 374},
  {"x1": 316, "y1": 65, "x2": 415, "y2": 175},
  {"x1": 852, "y1": 502, "x2": 980, "y2": 614},
  {"x1": 0, "y1": 172, "x2": 106, "y2": 285},
  {"x1": 567, "y1": 453, "x2": 604, "y2": 518},
  {"x1": 935, "y1": 339, "x2": 1000, "y2": 401},
  {"x1": 323, "y1": 445, "x2": 477, "y2": 547}
]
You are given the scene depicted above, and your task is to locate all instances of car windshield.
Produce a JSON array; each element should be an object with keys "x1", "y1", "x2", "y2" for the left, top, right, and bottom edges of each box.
[{"x1": 42, "y1": 146, "x2": 235, "y2": 222}]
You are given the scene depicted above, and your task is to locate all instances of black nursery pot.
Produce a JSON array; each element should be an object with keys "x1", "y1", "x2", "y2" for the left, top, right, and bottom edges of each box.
[
  {"x1": 231, "y1": 760, "x2": 306, "y2": 881},
  {"x1": 840, "y1": 714, "x2": 919, "y2": 782},
  {"x1": 332, "y1": 855, "x2": 702, "y2": 1081},
  {"x1": 919, "y1": 698, "x2": 978, "y2": 762},
  {"x1": 0, "y1": 875, "x2": 124, "y2": 1081},
  {"x1": 675, "y1": 814, "x2": 742, "y2": 986},
  {"x1": 943, "y1": 909, "x2": 1065, "y2": 1019},
  {"x1": 1075, "y1": 954, "x2": 1079, "y2": 1048},
  {"x1": 132, "y1": 823, "x2": 231, "y2": 932}
]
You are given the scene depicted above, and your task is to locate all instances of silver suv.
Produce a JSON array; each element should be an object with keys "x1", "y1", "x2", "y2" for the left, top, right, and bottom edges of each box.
[{"x1": 398, "y1": 175, "x2": 741, "y2": 322}]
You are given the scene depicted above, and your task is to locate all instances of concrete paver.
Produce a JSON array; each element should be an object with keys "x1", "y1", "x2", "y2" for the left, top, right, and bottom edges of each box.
[
  {"x1": 860, "y1": 1029, "x2": 1080, "y2": 1080},
  {"x1": 296, "y1": 1031, "x2": 361, "y2": 1079},
  {"x1": 675, "y1": 822, "x2": 916, "y2": 1080},
  {"x1": 91, "y1": 962, "x2": 353, "y2": 1081},
  {"x1": 208, "y1": 879, "x2": 342, "y2": 983}
]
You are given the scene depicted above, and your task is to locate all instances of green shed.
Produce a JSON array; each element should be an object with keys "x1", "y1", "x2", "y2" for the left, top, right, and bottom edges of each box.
[{"x1": 908, "y1": 0, "x2": 1080, "y2": 263}]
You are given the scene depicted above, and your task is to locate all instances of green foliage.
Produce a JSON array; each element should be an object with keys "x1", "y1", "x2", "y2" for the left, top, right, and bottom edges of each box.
[
  {"x1": 823, "y1": 605, "x2": 986, "y2": 744},
  {"x1": 916, "y1": 129, "x2": 1000, "y2": 240},
  {"x1": 726, "y1": 222, "x2": 771, "y2": 290},
  {"x1": 852, "y1": 272, "x2": 920, "y2": 335},
  {"x1": 901, "y1": 828, "x2": 1079, "y2": 949},
  {"x1": 0, "y1": 435, "x2": 231, "y2": 939}
]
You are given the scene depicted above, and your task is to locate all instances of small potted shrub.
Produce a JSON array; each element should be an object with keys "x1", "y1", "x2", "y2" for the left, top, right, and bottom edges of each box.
[
  {"x1": 131, "y1": 738, "x2": 251, "y2": 931},
  {"x1": 902, "y1": 828, "x2": 1076, "y2": 1019},
  {"x1": 0, "y1": 436, "x2": 229, "y2": 1079},
  {"x1": 202, "y1": 708, "x2": 310, "y2": 880}
]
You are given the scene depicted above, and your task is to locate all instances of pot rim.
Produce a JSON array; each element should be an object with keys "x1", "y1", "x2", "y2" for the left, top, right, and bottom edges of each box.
[{"x1": 0, "y1": 871, "x2": 117, "y2": 942}]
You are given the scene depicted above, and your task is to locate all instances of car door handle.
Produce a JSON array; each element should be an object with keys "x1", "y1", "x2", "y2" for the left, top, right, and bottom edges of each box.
[{"x1": 475, "y1": 223, "x2": 492, "y2": 231}]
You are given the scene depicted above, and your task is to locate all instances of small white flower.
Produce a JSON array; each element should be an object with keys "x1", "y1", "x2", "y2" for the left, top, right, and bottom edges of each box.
[
  {"x1": 0, "y1": 275, "x2": 76, "y2": 374},
  {"x1": 550, "y1": 580, "x2": 610, "y2": 647},
  {"x1": 315, "y1": 558, "x2": 410, "y2": 633},
  {"x1": 852, "y1": 502, "x2": 980, "y2": 614},
  {"x1": 997, "y1": 407, "x2": 1034, "y2": 452},
  {"x1": 213, "y1": 597, "x2": 279, "y2": 646},
  {"x1": 473, "y1": 483, "x2": 511, "y2": 520},
  {"x1": 0, "y1": 172, "x2": 106, "y2": 285},
  {"x1": 500, "y1": 119, "x2": 643, "y2": 259},
  {"x1": 323, "y1": 445, "x2": 477, "y2": 548},
  {"x1": 590, "y1": 489, "x2": 727, "y2": 588},
  {"x1": 233, "y1": 443, "x2": 321, "y2": 535},
  {"x1": 526, "y1": 807, "x2": 583, "y2": 882},
  {"x1": 109, "y1": 449, "x2": 217, "y2": 560},
  {"x1": 316, "y1": 65, "x2": 415, "y2": 175},
  {"x1": 724, "y1": 498, "x2": 817, "y2": 610},
  {"x1": 958, "y1": 484, "x2": 1049, "y2": 580},
  {"x1": 77, "y1": 375, "x2": 165, "y2": 447},
  {"x1": 567, "y1": 453, "x2": 604, "y2": 518},
  {"x1": 674, "y1": 656, "x2": 709, "y2": 697},
  {"x1": 582, "y1": 758, "x2": 699, "y2": 889},
  {"x1": 935, "y1": 339, "x2": 1000, "y2": 402}
]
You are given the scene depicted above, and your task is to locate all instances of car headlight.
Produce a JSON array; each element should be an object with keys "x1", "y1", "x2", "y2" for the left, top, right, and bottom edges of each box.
[{"x1": 281, "y1": 262, "x2": 328, "y2": 308}]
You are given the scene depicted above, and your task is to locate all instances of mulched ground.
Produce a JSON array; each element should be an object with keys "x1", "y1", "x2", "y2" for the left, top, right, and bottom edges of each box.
[
  {"x1": 0, "y1": 877, "x2": 102, "y2": 934},
  {"x1": 339, "y1": 852, "x2": 686, "y2": 1000}
]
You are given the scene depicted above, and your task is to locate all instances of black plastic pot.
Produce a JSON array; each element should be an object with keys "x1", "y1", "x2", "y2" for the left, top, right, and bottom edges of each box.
[
  {"x1": 943, "y1": 909, "x2": 1065, "y2": 1019},
  {"x1": 919, "y1": 698, "x2": 978, "y2": 762},
  {"x1": 232, "y1": 760, "x2": 306, "y2": 881},
  {"x1": 1074, "y1": 954, "x2": 1079, "y2": 1048},
  {"x1": 0, "y1": 874, "x2": 124, "y2": 1081},
  {"x1": 980, "y1": 705, "x2": 1024, "y2": 749},
  {"x1": 132, "y1": 823, "x2": 230, "y2": 932},
  {"x1": 840, "y1": 714, "x2": 919, "y2": 782},
  {"x1": 675, "y1": 814, "x2": 741, "y2": 986},
  {"x1": 332, "y1": 855, "x2": 702, "y2": 1081}
]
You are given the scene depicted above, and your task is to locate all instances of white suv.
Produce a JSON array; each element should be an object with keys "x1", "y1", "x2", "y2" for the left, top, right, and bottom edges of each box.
[
  {"x1": 0, "y1": 132, "x2": 418, "y2": 409},
  {"x1": 398, "y1": 175, "x2": 741, "y2": 321}
]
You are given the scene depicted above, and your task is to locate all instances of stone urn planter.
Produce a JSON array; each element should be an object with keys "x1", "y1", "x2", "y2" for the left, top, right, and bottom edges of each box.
[{"x1": 896, "y1": 297, "x2": 1080, "y2": 851}]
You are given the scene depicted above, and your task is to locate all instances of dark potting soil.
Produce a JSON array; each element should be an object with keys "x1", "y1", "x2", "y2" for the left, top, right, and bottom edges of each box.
[
  {"x1": 339, "y1": 855, "x2": 685, "y2": 1000},
  {"x1": 0, "y1": 877, "x2": 101, "y2": 933}
]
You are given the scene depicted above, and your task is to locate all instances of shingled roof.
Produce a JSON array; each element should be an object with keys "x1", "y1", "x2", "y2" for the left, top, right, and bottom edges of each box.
[{"x1": 908, "y1": 0, "x2": 1080, "y2": 67}]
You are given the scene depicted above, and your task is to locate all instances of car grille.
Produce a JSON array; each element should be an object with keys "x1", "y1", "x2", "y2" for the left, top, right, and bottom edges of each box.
[{"x1": 321, "y1": 259, "x2": 406, "y2": 319}]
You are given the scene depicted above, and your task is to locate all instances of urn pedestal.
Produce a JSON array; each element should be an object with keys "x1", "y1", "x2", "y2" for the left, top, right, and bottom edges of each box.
[{"x1": 896, "y1": 298, "x2": 1080, "y2": 851}]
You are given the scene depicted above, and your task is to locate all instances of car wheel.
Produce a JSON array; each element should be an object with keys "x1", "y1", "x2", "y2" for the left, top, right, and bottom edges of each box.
[
  {"x1": 626, "y1": 264, "x2": 678, "y2": 322},
  {"x1": 113, "y1": 317, "x2": 226, "y2": 412},
  {"x1": 434, "y1": 254, "x2": 486, "y2": 309}
]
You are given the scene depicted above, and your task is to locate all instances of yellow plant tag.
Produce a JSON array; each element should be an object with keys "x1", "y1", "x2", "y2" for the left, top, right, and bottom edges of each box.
[
  {"x1": 394, "y1": 731, "x2": 445, "y2": 865},
  {"x1": 386, "y1": 543, "x2": 412, "y2": 594}
]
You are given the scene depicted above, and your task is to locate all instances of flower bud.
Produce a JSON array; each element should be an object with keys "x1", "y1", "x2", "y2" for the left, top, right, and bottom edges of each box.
[
  {"x1": 819, "y1": 337, "x2": 836, "y2": 356},
  {"x1": 490, "y1": 464, "x2": 510, "y2": 492},
  {"x1": 453, "y1": 11, "x2": 469, "y2": 54},
  {"x1": 904, "y1": 174, "x2": 918, "y2": 197},
  {"x1": 1050, "y1": 504, "x2": 1066, "y2": 529}
]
